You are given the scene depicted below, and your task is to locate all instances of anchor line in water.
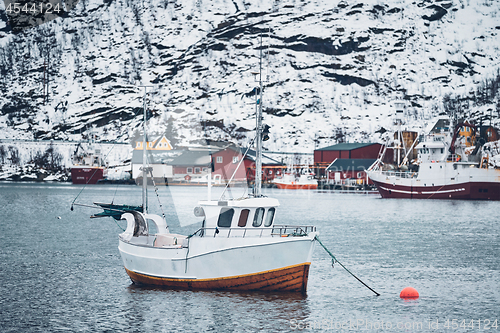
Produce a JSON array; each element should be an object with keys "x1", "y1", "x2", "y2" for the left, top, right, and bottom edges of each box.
[{"x1": 314, "y1": 236, "x2": 380, "y2": 296}]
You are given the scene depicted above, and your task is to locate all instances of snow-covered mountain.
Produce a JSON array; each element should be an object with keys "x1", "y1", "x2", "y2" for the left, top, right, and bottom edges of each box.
[{"x1": 1, "y1": 0, "x2": 499, "y2": 153}]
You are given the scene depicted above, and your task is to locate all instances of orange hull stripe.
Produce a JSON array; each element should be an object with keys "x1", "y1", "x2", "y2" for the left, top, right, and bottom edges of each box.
[{"x1": 125, "y1": 263, "x2": 311, "y2": 292}]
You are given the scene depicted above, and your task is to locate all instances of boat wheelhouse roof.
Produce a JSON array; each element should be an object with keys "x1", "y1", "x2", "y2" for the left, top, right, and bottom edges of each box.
[
  {"x1": 415, "y1": 141, "x2": 447, "y2": 149},
  {"x1": 199, "y1": 197, "x2": 280, "y2": 208}
]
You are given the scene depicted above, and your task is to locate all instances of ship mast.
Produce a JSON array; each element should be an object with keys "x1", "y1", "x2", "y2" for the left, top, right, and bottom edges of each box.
[
  {"x1": 140, "y1": 85, "x2": 153, "y2": 213},
  {"x1": 255, "y1": 34, "x2": 264, "y2": 197}
]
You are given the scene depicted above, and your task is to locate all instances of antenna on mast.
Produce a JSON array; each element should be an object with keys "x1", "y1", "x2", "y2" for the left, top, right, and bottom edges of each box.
[
  {"x1": 266, "y1": 26, "x2": 271, "y2": 82},
  {"x1": 253, "y1": 32, "x2": 270, "y2": 197}
]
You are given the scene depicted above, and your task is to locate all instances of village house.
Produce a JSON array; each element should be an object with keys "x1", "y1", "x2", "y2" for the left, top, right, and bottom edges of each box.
[
  {"x1": 170, "y1": 150, "x2": 212, "y2": 181},
  {"x1": 314, "y1": 142, "x2": 389, "y2": 177},
  {"x1": 131, "y1": 135, "x2": 181, "y2": 181},
  {"x1": 131, "y1": 137, "x2": 283, "y2": 185},
  {"x1": 325, "y1": 158, "x2": 378, "y2": 186},
  {"x1": 211, "y1": 145, "x2": 284, "y2": 184}
]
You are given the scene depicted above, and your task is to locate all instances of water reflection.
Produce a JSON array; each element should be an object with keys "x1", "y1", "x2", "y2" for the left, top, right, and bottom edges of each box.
[{"x1": 122, "y1": 285, "x2": 310, "y2": 331}]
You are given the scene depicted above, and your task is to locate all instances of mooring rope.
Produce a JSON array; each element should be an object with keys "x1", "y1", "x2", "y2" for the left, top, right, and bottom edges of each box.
[
  {"x1": 219, "y1": 136, "x2": 256, "y2": 201},
  {"x1": 147, "y1": 164, "x2": 167, "y2": 225},
  {"x1": 314, "y1": 236, "x2": 380, "y2": 296},
  {"x1": 112, "y1": 218, "x2": 126, "y2": 232}
]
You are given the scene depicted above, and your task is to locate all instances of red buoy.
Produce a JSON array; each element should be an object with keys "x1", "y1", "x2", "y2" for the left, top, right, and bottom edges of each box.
[{"x1": 400, "y1": 287, "x2": 419, "y2": 299}]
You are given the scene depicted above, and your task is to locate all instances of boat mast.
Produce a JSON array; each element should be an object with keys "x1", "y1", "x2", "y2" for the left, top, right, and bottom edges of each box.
[
  {"x1": 140, "y1": 86, "x2": 153, "y2": 213},
  {"x1": 255, "y1": 34, "x2": 264, "y2": 197}
]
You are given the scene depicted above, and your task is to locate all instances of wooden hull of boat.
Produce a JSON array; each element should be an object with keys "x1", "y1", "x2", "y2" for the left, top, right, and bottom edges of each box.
[
  {"x1": 125, "y1": 263, "x2": 310, "y2": 292},
  {"x1": 275, "y1": 183, "x2": 317, "y2": 190},
  {"x1": 119, "y1": 233, "x2": 316, "y2": 293},
  {"x1": 372, "y1": 180, "x2": 500, "y2": 200}
]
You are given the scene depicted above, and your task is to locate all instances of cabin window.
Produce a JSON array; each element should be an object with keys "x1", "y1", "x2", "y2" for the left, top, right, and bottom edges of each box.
[
  {"x1": 195, "y1": 167, "x2": 200, "y2": 173},
  {"x1": 202, "y1": 167, "x2": 208, "y2": 172},
  {"x1": 238, "y1": 209, "x2": 250, "y2": 227},
  {"x1": 217, "y1": 156, "x2": 223, "y2": 163},
  {"x1": 232, "y1": 156, "x2": 239, "y2": 164},
  {"x1": 264, "y1": 208, "x2": 275, "y2": 227},
  {"x1": 252, "y1": 207, "x2": 265, "y2": 227},
  {"x1": 217, "y1": 208, "x2": 234, "y2": 228},
  {"x1": 187, "y1": 167, "x2": 193, "y2": 174}
]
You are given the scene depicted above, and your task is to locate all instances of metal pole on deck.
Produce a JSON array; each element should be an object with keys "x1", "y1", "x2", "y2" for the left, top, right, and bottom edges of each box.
[
  {"x1": 255, "y1": 34, "x2": 264, "y2": 197},
  {"x1": 208, "y1": 155, "x2": 212, "y2": 201},
  {"x1": 140, "y1": 85, "x2": 153, "y2": 213}
]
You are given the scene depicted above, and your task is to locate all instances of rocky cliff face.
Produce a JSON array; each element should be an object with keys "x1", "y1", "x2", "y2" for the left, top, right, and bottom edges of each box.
[{"x1": 1, "y1": 0, "x2": 499, "y2": 152}]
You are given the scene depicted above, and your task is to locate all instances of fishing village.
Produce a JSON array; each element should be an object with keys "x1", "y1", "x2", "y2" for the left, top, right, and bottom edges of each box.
[
  {"x1": 2, "y1": 104, "x2": 500, "y2": 199},
  {"x1": 1, "y1": 0, "x2": 500, "y2": 332}
]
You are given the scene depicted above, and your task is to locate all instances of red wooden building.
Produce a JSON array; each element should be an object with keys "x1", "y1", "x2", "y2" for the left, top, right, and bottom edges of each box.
[
  {"x1": 171, "y1": 150, "x2": 211, "y2": 177},
  {"x1": 314, "y1": 142, "x2": 391, "y2": 177},
  {"x1": 325, "y1": 158, "x2": 377, "y2": 185},
  {"x1": 211, "y1": 146, "x2": 283, "y2": 183}
]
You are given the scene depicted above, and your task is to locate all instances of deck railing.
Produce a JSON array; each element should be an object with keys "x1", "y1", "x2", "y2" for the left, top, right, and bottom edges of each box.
[
  {"x1": 378, "y1": 170, "x2": 418, "y2": 179},
  {"x1": 190, "y1": 225, "x2": 316, "y2": 238}
]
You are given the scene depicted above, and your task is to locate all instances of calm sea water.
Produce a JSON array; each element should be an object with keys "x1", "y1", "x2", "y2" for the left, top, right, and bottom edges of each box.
[{"x1": 0, "y1": 182, "x2": 499, "y2": 332}]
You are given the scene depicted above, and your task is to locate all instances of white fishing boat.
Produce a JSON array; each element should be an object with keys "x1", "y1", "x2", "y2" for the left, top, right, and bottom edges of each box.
[
  {"x1": 368, "y1": 118, "x2": 500, "y2": 200},
  {"x1": 271, "y1": 160, "x2": 317, "y2": 190},
  {"x1": 272, "y1": 172, "x2": 318, "y2": 190},
  {"x1": 83, "y1": 51, "x2": 318, "y2": 291}
]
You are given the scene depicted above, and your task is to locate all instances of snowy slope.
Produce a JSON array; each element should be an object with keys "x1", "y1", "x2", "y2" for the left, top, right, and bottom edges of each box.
[{"x1": 0, "y1": 0, "x2": 499, "y2": 153}]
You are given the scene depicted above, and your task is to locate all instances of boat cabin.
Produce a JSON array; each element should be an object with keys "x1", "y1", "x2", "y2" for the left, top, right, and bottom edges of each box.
[
  {"x1": 416, "y1": 134, "x2": 448, "y2": 162},
  {"x1": 195, "y1": 197, "x2": 280, "y2": 237}
]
